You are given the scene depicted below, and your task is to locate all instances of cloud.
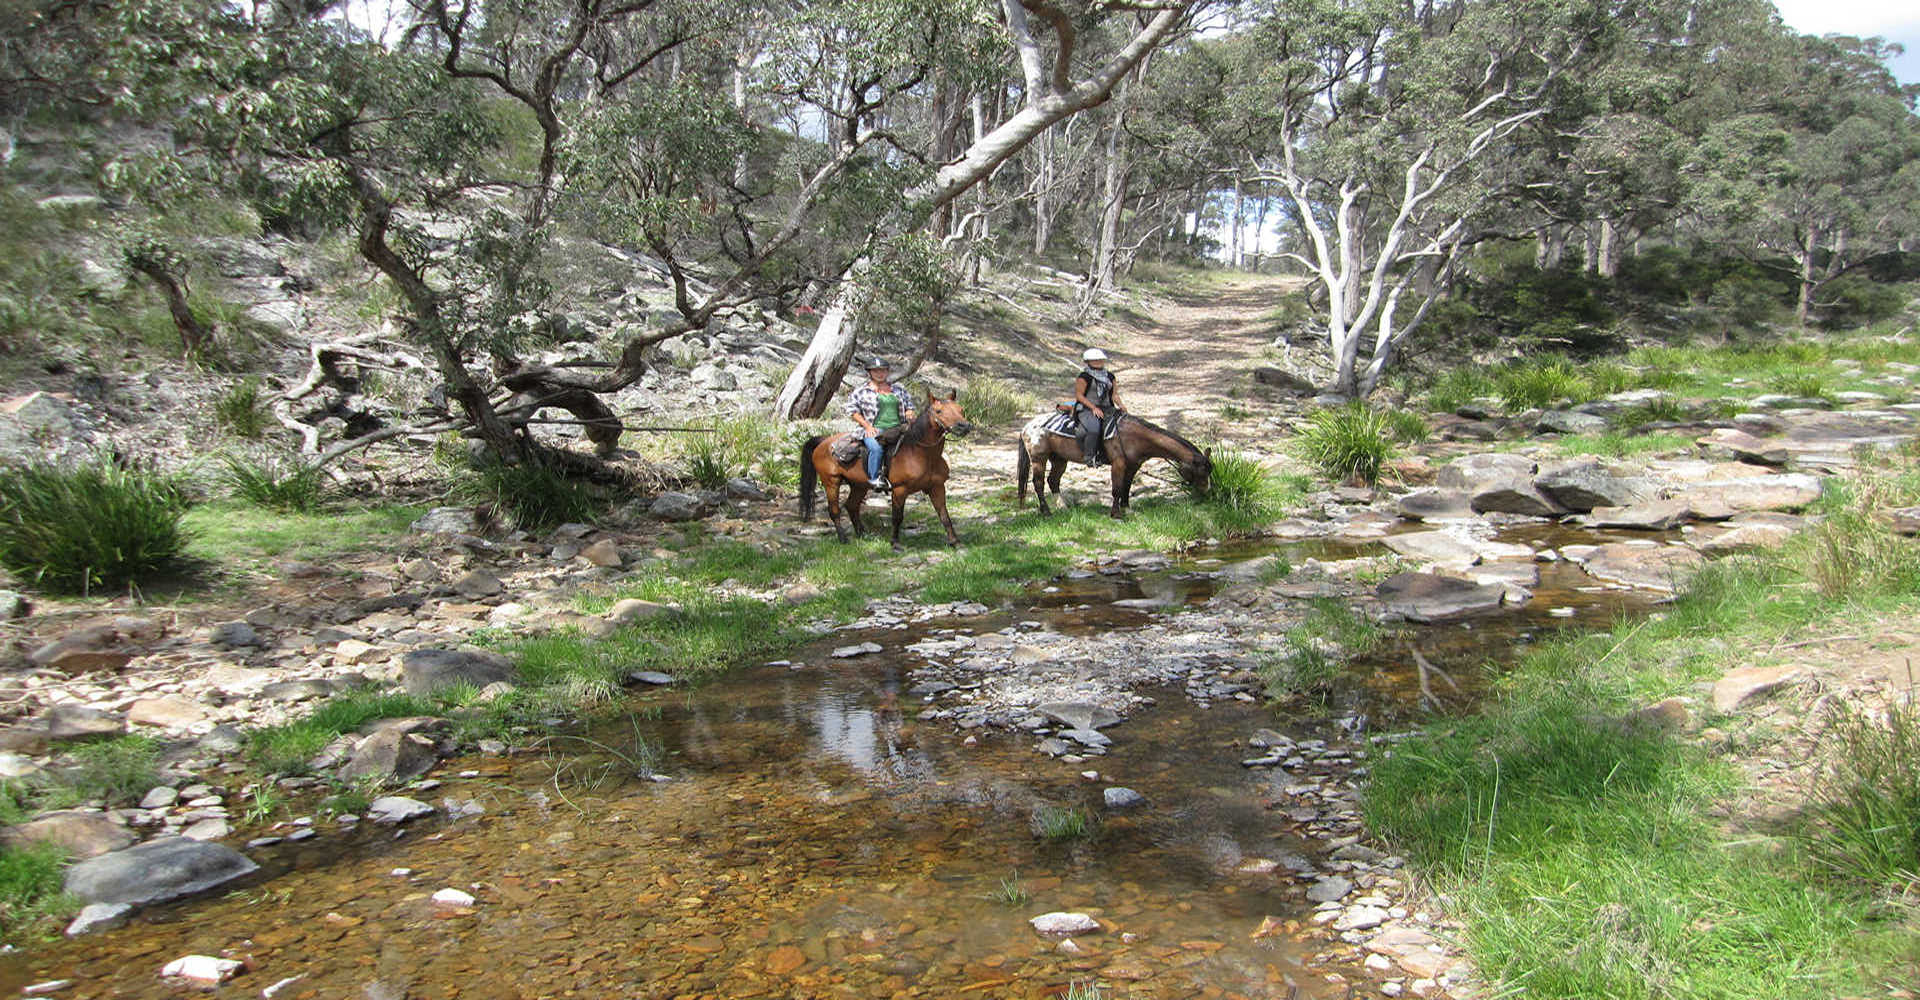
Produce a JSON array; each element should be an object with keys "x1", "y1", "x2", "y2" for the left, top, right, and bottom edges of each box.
[{"x1": 1771, "y1": 1, "x2": 1919, "y2": 42}]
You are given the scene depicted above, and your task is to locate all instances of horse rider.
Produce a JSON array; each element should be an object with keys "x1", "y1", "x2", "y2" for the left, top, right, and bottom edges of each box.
[
  {"x1": 846, "y1": 357, "x2": 913, "y2": 491},
  {"x1": 1072, "y1": 348, "x2": 1124, "y2": 465}
]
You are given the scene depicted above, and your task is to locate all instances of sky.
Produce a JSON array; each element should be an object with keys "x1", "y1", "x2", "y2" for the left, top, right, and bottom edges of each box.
[{"x1": 1773, "y1": 0, "x2": 1920, "y2": 85}]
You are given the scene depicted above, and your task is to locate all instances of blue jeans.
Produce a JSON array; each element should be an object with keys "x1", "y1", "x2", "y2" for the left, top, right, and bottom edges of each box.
[{"x1": 863, "y1": 434, "x2": 884, "y2": 481}]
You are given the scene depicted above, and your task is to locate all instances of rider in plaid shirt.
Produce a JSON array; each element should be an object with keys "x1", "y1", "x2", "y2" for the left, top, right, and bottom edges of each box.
[{"x1": 845, "y1": 358, "x2": 914, "y2": 490}]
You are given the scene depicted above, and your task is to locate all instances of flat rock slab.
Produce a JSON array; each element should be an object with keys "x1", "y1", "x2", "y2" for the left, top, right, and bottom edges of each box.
[
  {"x1": 1576, "y1": 542, "x2": 1705, "y2": 593},
  {"x1": 830, "y1": 642, "x2": 883, "y2": 658},
  {"x1": 366, "y1": 796, "x2": 435, "y2": 824},
  {"x1": 1673, "y1": 473, "x2": 1823, "y2": 514},
  {"x1": 1036, "y1": 702, "x2": 1122, "y2": 731},
  {"x1": 2, "y1": 811, "x2": 135, "y2": 859},
  {"x1": 1365, "y1": 926, "x2": 1456, "y2": 979},
  {"x1": 1585, "y1": 498, "x2": 1692, "y2": 530},
  {"x1": 1394, "y1": 488, "x2": 1477, "y2": 522},
  {"x1": 1471, "y1": 479, "x2": 1567, "y2": 518},
  {"x1": 1697, "y1": 428, "x2": 1788, "y2": 465},
  {"x1": 1534, "y1": 458, "x2": 1660, "y2": 512},
  {"x1": 400, "y1": 648, "x2": 515, "y2": 695},
  {"x1": 46, "y1": 705, "x2": 125, "y2": 742},
  {"x1": 1712, "y1": 665, "x2": 1803, "y2": 713},
  {"x1": 1376, "y1": 572, "x2": 1508, "y2": 623},
  {"x1": 1437, "y1": 453, "x2": 1535, "y2": 491},
  {"x1": 1382, "y1": 530, "x2": 1482, "y2": 568},
  {"x1": 64, "y1": 837, "x2": 258, "y2": 907}
]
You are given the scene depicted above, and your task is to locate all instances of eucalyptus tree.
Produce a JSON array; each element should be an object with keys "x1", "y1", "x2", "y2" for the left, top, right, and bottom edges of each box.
[
  {"x1": 1229, "y1": 0, "x2": 1610, "y2": 396},
  {"x1": 1687, "y1": 33, "x2": 1920, "y2": 323}
]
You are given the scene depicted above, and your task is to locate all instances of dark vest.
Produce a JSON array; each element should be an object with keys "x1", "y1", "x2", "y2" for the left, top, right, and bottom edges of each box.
[{"x1": 1078, "y1": 368, "x2": 1115, "y2": 409}]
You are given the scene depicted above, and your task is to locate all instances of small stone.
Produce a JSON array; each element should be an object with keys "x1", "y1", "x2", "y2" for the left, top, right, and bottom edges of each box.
[
  {"x1": 209, "y1": 621, "x2": 259, "y2": 647},
  {"x1": 64, "y1": 902, "x2": 132, "y2": 937},
  {"x1": 1711, "y1": 665, "x2": 1803, "y2": 713},
  {"x1": 451, "y1": 570, "x2": 503, "y2": 598},
  {"x1": 366, "y1": 796, "x2": 434, "y2": 824},
  {"x1": 21, "y1": 981, "x2": 70, "y2": 996},
  {"x1": 160, "y1": 955, "x2": 243, "y2": 984},
  {"x1": 180, "y1": 818, "x2": 230, "y2": 841},
  {"x1": 126, "y1": 696, "x2": 209, "y2": 729},
  {"x1": 607, "y1": 599, "x2": 671, "y2": 625},
  {"x1": 1332, "y1": 905, "x2": 1389, "y2": 931},
  {"x1": 1306, "y1": 876, "x2": 1353, "y2": 903},
  {"x1": 0, "y1": 590, "x2": 30, "y2": 621},
  {"x1": 431, "y1": 887, "x2": 475, "y2": 907},
  {"x1": 627, "y1": 671, "x2": 674, "y2": 686},
  {"x1": 830, "y1": 642, "x2": 884, "y2": 658},
  {"x1": 45, "y1": 705, "x2": 126, "y2": 742},
  {"x1": 1030, "y1": 912, "x2": 1101, "y2": 935},
  {"x1": 1103, "y1": 787, "x2": 1146, "y2": 810},
  {"x1": 578, "y1": 539, "x2": 623, "y2": 567}
]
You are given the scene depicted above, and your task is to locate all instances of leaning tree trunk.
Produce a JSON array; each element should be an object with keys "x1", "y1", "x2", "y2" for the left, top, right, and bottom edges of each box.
[
  {"x1": 126, "y1": 259, "x2": 214, "y2": 356},
  {"x1": 772, "y1": 1, "x2": 1192, "y2": 419}
]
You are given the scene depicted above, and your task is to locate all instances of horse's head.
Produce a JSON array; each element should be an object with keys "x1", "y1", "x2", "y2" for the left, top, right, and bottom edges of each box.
[
  {"x1": 927, "y1": 389, "x2": 973, "y2": 438},
  {"x1": 1182, "y1": 446, "x2": 1214, "y2": 497}
]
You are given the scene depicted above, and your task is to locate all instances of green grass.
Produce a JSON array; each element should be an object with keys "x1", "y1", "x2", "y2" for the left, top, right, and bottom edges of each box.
[
  {"x1": 451, "y1": 453, "x2": 601, "y2": 531},
  {"x1": 958, "y1": 376, "x2": 1037, "y2": 430},
  {"x1": 0, "y1": 843, "x2": 75, "y2": 942},
  {"x1": 0, "y1": 460, "x2": 191, "y2": 594},
  {"x1": 1365, "y1": 457, "x2": 1920, "y2": 999},
  {"x1": 1032, "y1": 804, "x2": 1095, "y2": 841},
  {"x1": 1496, "y1": 358, "x2": 1593, "y2": 410},
  {"x1": 1424, "y1": 367, "x2": 1499, "y2": 412},
  {"x1": 1296, "y1": 404, "x2": 1398, "y2": 484},
  {"x1": 1260, "y1": 599, "x2": 1384, "y2": 701},
  {"x1": 218, "y1": 451, "x2": 326, "y2": 512},
  {"x1": 3, "y1": 735, "x2": 161, "y2": 814},
  {"x1": 1805, "y1": 698, "x2": 1920, "y2": 889},
  {"x1": 988, "y1": 870, "x2": 1029, "y2": 906},
  {"x1": 213, "y1": 378, "x2": 269, "y2": 438},
  {"x1": 1553, "y1": 430, "x2": 1694, "y2": 459},
  {"x1": 184, "y1": 501, "x2": 420, "y2": 568},
  {"x1": 1198, "y1": 449, "x2": 1293, "y2": 521}
]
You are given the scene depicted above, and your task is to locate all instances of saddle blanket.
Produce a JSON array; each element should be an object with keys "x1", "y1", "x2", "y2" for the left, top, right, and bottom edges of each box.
[
  {"x1": 827, "y1": 432, "x2": 864, "y2": 463},
  {"x1": 1041, "y1": 406, "x2": 1119, "y2": 440}
]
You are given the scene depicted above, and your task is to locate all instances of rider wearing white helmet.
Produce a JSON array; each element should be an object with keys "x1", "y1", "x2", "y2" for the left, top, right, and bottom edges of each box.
[{"x1": 1072, "y1": 348, "x2": 1123, "y2": 466}]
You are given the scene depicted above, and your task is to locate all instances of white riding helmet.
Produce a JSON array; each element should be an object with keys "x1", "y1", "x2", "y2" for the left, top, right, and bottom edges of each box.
[{"x1": 1082, "y1": 348, "x2": 1108, "y2": 362}]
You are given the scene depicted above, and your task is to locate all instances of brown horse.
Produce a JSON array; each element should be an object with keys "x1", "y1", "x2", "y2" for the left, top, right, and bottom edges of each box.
[
  {"x1": 800, "y1": 391, "x2": 974, "y2": 550},
  {"x1": 1017, "y1": 410, "x2": 1212, "y2": 518}
]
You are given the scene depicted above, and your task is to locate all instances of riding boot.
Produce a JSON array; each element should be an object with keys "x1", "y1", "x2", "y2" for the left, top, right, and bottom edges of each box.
[{"x1": 1079, "y1": 430, "x2": 1101, "y2": 466}]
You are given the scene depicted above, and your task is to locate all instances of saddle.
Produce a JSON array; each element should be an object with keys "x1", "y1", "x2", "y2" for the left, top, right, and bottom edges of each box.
[
  {"x1": 1041, "y1": 404, "x2": 1120, "y2": 440},
  {"x1": 827, "y1": 432, "x2": 864, "y2": 463}
]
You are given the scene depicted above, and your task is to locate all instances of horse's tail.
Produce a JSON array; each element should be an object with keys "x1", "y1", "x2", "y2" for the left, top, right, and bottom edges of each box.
[
  {"x1": 1016, "y1": 437, "x2": 1030, "y2": 506},
  {"x1": 798, "y1": 435, "x2": 825, "y2": 520}
]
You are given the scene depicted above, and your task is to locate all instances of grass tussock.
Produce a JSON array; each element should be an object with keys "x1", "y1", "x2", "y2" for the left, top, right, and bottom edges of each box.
[
  {"x1": 1365, "y1": 455, "x2": 1920, "y2": 999},
  {"x1": 0, "y1": 843, "x2": 74, "y2": 941},
  {"x1": 1032, "y1": 804, "x2": 1096, "y2": 842},
  {"x1": 213, "y1": 379, "x2": 269, "y2": 438},
  {"x1": 1806, "y1": 698, "x2": 1920, "y2": 890},
  {"x1": 452, "y1": 453, "x2": 600, "y2": 531},
  {"x1": 1260, "y1": 599, "x2": 1383, "y2": 701},
  {"x1": 0, "y1": 460, "x2": 191, "y2": 594},
  {"x1": 218, "y1": 451, "x2": 326, "y2": 512},
  {"x1": 1297, "y1": 404, "x2": 1398, "y2": 485},
  {"x1": 1198, "y1": 448, "x2": 1291, "y2": 521},
  {"x1": 958, "y1": 376, "x2": 1036, "y2": 430},
  {"x1": 2, "y1": 735, "x2": 161, "y2": 815},
  {"x1": 1495, "y1": 357, "x2": 1592, "y2": 411}
]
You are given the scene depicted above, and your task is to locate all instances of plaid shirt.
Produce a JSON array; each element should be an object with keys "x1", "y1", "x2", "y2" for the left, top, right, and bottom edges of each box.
[{"x1": 844, "y1": 382, "x2": 914, "y2": 426}]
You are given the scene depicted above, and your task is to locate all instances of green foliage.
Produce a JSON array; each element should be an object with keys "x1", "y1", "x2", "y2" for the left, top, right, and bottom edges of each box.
[
  {"x1": 1805, "y1": 699, "x2": 1920, "y2": 890},
  {"x1": 1553, "y1": 431, "x2": 1692, "y2": 459},
  {"x1": 1296, "y1": 404, "x2": 1397, "y2": 484},
  {"x1": 1381, "y1": 409, "x2": 1430, "y2": 444},
  {"x1": 0, "y1": 843, "x2": 74, "y2": 941},
  {"x1": 0, "y1": 460, "x2": 190, "y2": 593},
  {"x1": 213, "y1": 379, "x2": 268, "y2": 438},
  {"x1": 989, "y1": 871, "x2": 1029, "y2": 906},
  {"x1": 1765, "y1": 371, "x2": 1833, "y2": 401},
  {"x1": 1064, "y1": 981, "x2": 1104, "y2": 1000},
  {"x1": 1423, "y1": 367, "x2": 1498, "y2": 412},
  {"x1": 1199, "y1": 449, "x2": 1289, "y2": 520},
  {"x1": 1495, "y1": 358, "x2": 1591, "y2": 411},
  {"x1": 1612, "y1": 397, "x2": 1690, "y2": 428},
  {"x1": 452, "y1": 454, "x2": 600, "y2": 531},
  {"x1": 51, "y1": 735, "x2": 161, "y2": 807},
  {"x1": 218, "y1": 451, "x2": 325, "y2": 512},
  {"x1": 957, "y1": 376, "x2": 1035, "y2": 430},
  {"x1": 1032, "y1": 804, "x2": 1095, "y2": 842},
  {"x1": 667, "y1": 414, "x2": 796, "y2": 492},
  {"x1": 1261, "y1": 599, "x2": 1383, "y2": 701},
  {"x1": 1816, "y1": 275, "x2": 1910, "y2": 329}
]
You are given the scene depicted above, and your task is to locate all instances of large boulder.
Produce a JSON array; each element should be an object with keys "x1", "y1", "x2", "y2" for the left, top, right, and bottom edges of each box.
[
  {"x1": 1035, "y1": 702, "x2": 1122, "y2": 731},
  {"x1": 399, "y1": 648, "x2": 515, "y2": 695},
  {"x1": 1252, "y1": 367, "x2": 1316, "y2": 394},
  {"x1": 1696, "y1": 428, "x2": 1788, "y2": 466},
  {"x1": 45, "y1": 705, "x2": 126, "y2": 742},
  {"x1": 337, "y1": 725, "x2": 441, "y2": 783},
  {"x1": 1470, "y1": 480, "x2": 1567, "y2": 518},
  {"x1": 1585, "y1": 498, "x2": 1692, "y2": 530},
  {"x1": 1533, "y1": 458, "x2": 1660, "y2": 512},
  {"x1": 1376, "y1": 572, "x2": 1511, "y2": 622},
  {"x1": 64, "y1": 837, "x2": 258, "y2": 907},
  {"x1": 409, "y1": 507, "x2": 480, "y2": 535}
]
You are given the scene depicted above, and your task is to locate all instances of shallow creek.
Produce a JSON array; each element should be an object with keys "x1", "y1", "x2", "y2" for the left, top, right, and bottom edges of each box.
[{"x1": 2, "y1": 526, "x2": 1670, "y2": 999}]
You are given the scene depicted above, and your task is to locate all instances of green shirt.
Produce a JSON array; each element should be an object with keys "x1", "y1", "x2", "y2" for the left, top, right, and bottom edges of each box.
[{"x1": 874, "y1": 393, "x2": 903, "y2": 430}]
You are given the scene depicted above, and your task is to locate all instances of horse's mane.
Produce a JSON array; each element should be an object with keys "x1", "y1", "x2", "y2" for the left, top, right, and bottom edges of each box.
[
  {"x1": 895, "y1": 401, "x2": 935, "y2": 447},
  {"x1": 1121, "y1": 412, "x2": 1205, "y2": 462}
]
